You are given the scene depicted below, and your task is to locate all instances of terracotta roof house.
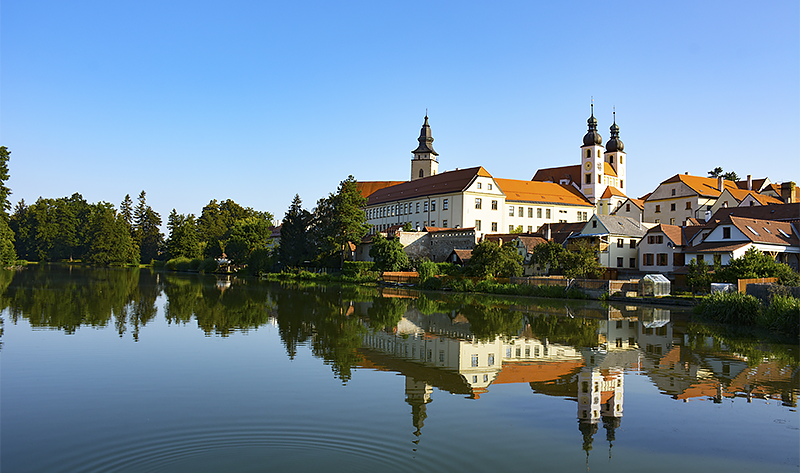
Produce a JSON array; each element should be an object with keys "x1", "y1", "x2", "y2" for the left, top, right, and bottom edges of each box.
[
  {"x1": 707, "y1": 187, "x2": 783, "y2": 216},
  {"x1": 643, "y1": 173, "x2": 741, "y2": 226},
  {"x1": 685, "y1": 215, "x2": 800, "y2": 269}
]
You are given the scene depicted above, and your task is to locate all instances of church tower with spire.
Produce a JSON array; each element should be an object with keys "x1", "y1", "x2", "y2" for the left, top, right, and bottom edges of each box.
[
  {"x1": 604, "y1": 110, "x2": 626, "y2": 196},
  {"x1": 580, "y1": 103, "x2": 605, "y2": 204},
  {"x1": 411, "y1": 115, "x2": 439, "y2": 181}
]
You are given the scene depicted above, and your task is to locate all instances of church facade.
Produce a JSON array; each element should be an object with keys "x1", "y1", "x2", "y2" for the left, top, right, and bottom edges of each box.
[{"x1": 360, "y1": 109, "x2": 629, "y2": 238}]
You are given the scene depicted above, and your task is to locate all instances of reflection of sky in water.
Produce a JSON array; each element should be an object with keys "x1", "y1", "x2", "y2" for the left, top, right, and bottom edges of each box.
[{"x1": 0, "y1": 269, "x2": 797, "y2": 472}]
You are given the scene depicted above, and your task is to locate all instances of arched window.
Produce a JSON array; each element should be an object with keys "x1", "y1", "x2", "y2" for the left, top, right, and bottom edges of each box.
[{"x1": 419, "y1": 169, "x2": 424, "y2": 178}]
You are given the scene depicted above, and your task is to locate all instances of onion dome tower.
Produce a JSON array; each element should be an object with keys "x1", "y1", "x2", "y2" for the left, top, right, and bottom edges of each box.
[
  {"x1": 581, "y1": 102, "x2": 606, "y2": 203},
  {"x1": 604, "y1": 110, "x2": 627, "y2": 194}
]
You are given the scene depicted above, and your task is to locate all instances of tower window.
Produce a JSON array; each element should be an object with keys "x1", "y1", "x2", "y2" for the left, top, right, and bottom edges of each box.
[
  {"x1": 586, "y1": 150, "x2": 591, "y2": 158},
  {"x1": 619, "y1": 156, "x2": 623, "y2": 164},
  {"x1": 585, "y1": 174, "x2": 591, "y2": 184},
  {"x1": 598, "y1": 175, "x2": 601, "y2": 184}
]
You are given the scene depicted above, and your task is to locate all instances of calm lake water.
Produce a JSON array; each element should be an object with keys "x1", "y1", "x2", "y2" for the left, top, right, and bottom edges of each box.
[{"x1": 1, "y1": 266, "x2": 798, "y2": 472}]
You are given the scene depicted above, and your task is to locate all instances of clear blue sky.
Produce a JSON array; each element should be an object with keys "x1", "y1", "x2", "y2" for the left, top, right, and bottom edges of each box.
[{"x1": 2, "y1": 1, "x2": 798, "y2": 225}]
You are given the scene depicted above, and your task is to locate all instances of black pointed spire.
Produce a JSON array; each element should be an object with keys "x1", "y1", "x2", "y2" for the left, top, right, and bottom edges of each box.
[{"x1": 413, "y1": 115, "x2": 439, "y2": 155}]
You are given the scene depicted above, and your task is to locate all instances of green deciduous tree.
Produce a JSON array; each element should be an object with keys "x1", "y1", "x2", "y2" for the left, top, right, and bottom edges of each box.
[
  {"x1": 466, "y1": 240, "x2": 523, "y2": 278},
  {"x1": 309, "y1": 176, "x2": 370, "y2": 268},
  {"x1": 717, "y1": 248, "x2": 799, "y2": 286},
  {"x1": 531, "y1": 240, "x2": 567, "y2": 275},
  {"x1": 561, "y1": 240, "x2": 603, "y2": 279},
  {"x1": 369, "y1": 234, "x2": 409, "y2": 272},
  {"x1": 224, "y1": 215, "x2": 272, "y2": 266},
  {"x1": 687, "y1": 258, "x2": 711, "y2": 294}
]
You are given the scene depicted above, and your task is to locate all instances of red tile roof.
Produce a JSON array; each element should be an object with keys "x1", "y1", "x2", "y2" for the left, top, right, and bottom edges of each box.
[
  {"x1": 366, "y1": 167, "x2": 491, "y2": 205},
  {"x1": 495, "y1": 178, "x2": 593, "y2": 207},
  {"x1": 357, "y1": 181, "x2": 405, "y2": 199},
  {"x1": 531, "y1": 164, "x2": 582, "y2": 188}
]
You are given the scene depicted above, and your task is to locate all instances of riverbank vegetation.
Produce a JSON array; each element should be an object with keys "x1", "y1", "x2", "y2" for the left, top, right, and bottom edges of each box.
[{"x1": 694, "y1": 290, "x2": 800, "y2": 337}]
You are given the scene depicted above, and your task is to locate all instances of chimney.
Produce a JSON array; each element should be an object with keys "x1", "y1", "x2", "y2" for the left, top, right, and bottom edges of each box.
[
  {"x1": 781, "y1": 181, "x2": 796, "y2": 203},
  {"x1": 545, "y1": 223, "x2": 551, "y2": 241},
  {"x1": 704, "y1": 210, "x2": 711, "y2": 222},
  {"x1": 747, "y1": 175, "x2": 752, "y2": 191},
  {"x1": 717, "y1": 176, "x2": 724, "y2": 192}
]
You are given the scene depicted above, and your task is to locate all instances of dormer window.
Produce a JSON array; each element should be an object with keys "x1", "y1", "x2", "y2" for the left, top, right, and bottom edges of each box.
[{"x1": 722, "y1": 227, "x2": 731, "y2": 239}]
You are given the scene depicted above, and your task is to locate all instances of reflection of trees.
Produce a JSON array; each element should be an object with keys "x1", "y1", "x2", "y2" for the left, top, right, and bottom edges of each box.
[
  {"x1": 367, "y1": 297, "x2": 407, "y2": 330},
  {"x1": 526, "y1": 314, "x2": 600, "y2": 348},
  {"x1": 3, "y1": 265, "x2": 142, "y2": 334},
  {"x1": 272, "y1": 284, "x2": 367, "y2": 382},
  {"x1": 459, "y1": 304, "x2": 523, "y2": 341}
]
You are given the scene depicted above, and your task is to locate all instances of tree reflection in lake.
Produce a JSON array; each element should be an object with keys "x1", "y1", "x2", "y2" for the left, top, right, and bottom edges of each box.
[{"x1": 1, "y1": 266, "x2": 797, "y2": 471}]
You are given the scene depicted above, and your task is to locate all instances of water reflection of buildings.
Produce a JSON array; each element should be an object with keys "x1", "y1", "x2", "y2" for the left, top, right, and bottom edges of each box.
[{"x1": 356, "y1": 301, "x2": 798, "y2": 454}]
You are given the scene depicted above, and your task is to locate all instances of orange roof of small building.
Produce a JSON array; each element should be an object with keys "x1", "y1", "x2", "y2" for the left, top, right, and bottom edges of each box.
[
  {"x1": 356, "y1": 181, "x2": 405, "y2": 199},
  {"x1": 495, "y1": 178, "x2": 593, "y2": 207},
  {"x1": 659, "y1": 173, "x2": 739, "y2": 198},
  {"x1": 719, "y1": 188, "x2": 783, "y2": 206},
  {"x1": 645, "y1": 223, "x2": 686, "y2": 246},
  {"x1": 601, "y1": 186, "x2": 627, "y2": 199}
]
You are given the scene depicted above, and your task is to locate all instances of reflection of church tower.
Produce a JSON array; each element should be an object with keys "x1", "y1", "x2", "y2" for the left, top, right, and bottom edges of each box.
[
  {"x1": 405, "y1": 377, "x2": 433, "y2": 440},
  {"x1": 577, "y1": 366, "x2": 624, "y2": 462},
  {"x1": 411, "y1": 115, "x2": 439, "y2": 181}
]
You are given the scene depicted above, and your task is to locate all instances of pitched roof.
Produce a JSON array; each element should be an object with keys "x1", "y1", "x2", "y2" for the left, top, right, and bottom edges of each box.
[
  {"x1": 590, "y1": 215, "x2": 648, "y2": 237},
  {"x1": 717, "y1": 187, "x2": 782, "y2": 206},
  {"x1": 603, "y1": 162, "x2": 618, "y2": 177},
  {"x1": 366, "y1": 167, "x2": 491, "y2": 205},
  {"x1": 533, "y1": 222, "x2": 587, "y2": 245},
  {"x1": 494, "y1": 178, "x2": 593, "y2": 207},
  {"x1": 356, "y1": 181, "x2": 405, "y2": 199},
  {"x1": 449, "y1": 249, "x2": 473, "y2": 263},
  {"x1": 656, "y1": 173, "x2": 739, "y2": 198},
  {"x1": 688, "y1": 241, "x2": 751, "y2": 253},
  {"x1": 531, "y1": 164, "x2": 582, "y2": 188},
  {"x1": 601, "y1": 186, "x2": 626, "y2": 199},
  {"x1": 423, "y1": 226, "x2": 475, "y2": 233},
  {"x1": 735, "y1": 177, "x2": 770, "y2": 192},
  {"x1": 644, "y1": 224, "x2": 685, "y2": 246},
  {"x1": 728, "y1": 216, "x2": 799, "y2": 246},
  {"x1": 708, "y1": 202, "x2": 800, "y2": 223}
]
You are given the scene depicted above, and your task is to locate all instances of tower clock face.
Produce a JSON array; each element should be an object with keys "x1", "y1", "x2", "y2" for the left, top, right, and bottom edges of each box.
[{"x1": 584, "y1": 161, "x2": 592, "y2": 171}]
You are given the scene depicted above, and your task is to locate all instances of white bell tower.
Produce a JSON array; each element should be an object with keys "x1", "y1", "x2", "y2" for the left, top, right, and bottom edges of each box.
[
  {"x1": 580, "y1": 103, "x2": 605, "y2": 204},
  {"x1": 411, "y1": 115, "x2": 439, "y2": 181}
]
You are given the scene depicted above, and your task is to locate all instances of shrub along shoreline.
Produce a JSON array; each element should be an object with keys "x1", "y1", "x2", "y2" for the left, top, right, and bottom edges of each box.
[{"x1": 694, "y1": 291, "x2": 799, "y2": 337}]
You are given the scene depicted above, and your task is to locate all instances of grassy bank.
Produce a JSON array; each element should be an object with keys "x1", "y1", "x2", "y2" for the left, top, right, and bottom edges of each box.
[{"x1": 694, "y1": 291, "x2": 800, "y2": 337}]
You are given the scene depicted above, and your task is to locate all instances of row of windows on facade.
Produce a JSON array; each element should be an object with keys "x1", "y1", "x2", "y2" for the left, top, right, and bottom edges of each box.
[
  {"x1": 585, "y1": 173, "x2": 624, "y2": 188},
  {"x1": 654, "y1": 202, "x2": 694, "y2": 213},
  {"x1": 368, "y1": 199, "x2": 449, "y2": 219},
  {"x1": 475, "y1": 221, "x2": 536, "y2": 232},
  {"x1": 641, "y1": 253, "x2": 687, "y2": 266},
  {"x1": 371, "y1": 220, "x2": 449, "y2": 233}
]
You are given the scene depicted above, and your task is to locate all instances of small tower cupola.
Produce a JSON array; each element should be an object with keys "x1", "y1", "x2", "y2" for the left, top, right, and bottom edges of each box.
[
  {"x1": 605, "y1": 112, "x2": 624, "y2": 152},
  {"x1": 583, "y1": 104, "x2": 602, "y2": 146},
  {"x1": 413, "y1": 115, "x2": 438, "y2": 156},
  {"x1": 410, "y1": 115, "x2": 440, "y2": 181}
]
